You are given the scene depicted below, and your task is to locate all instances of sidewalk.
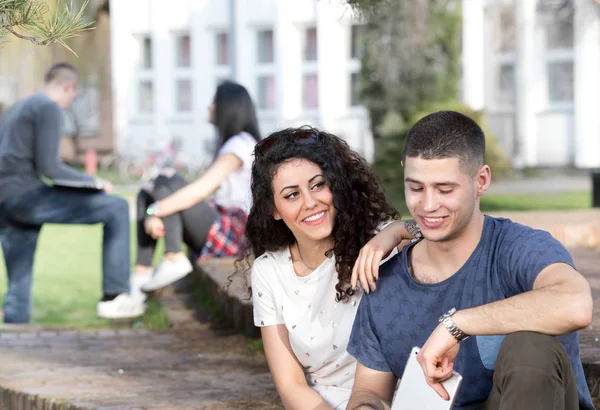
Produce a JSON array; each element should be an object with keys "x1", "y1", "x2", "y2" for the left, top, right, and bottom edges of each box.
[{"x1": 0, "y1": 292, "x2": 281, "y2": 410}]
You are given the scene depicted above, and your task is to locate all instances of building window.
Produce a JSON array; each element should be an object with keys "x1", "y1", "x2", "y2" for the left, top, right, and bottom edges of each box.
[
  {"x1": 547, "y1": 61, "x2": 574, "y2": 102},
  {"x1": 303, "y1": 27, "x2": 318, "y2": 61},
  {"x1": 257, "y1": 76, "x2": 276, "y2": 110},
  {"x1": 139, "y1": 80, "x2": 153, "y2": 113},
  {"x1": 494, "y1": 5, "x2": 516, "y2": 52},
  {"x1": 350, "y1": 25, "x2": 364, "y2": 59},
  {"x1": 350, "y1": 73, "x2": 361, "y2": 106},
  {"x1": 302, "y1": 74, "x2": 319, "y2": 109},
  {"x1": 175, "y1": 79, "x2": 192, "y2": 112},
  {"x1": 141, "y1": 36, "x2": 152, "y2": 69},
  {"x1": 546, "y1": 12, "x2": 574, "y2": 50},
  {"x1": 257, "y1": 29, "x2": 274, "y2": 63},
  {"x1": 175, "y1": 34, "x2": 191, "y2": 68},
  {"x1": 497, "y1": 63, "x2": 515, "y2": 105},
  {"x1": 216, "y1": 32, "x2": 229, "y2": 66}
]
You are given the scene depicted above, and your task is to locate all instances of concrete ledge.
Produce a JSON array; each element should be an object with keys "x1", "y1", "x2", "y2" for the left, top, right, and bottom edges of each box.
[
  {"x1": 193, "y1": 258, "x2": 259, "y2": 338},
  {"x1": 0, "y1": 386, "x2": 84, "y2": 410},
  {"x1": 489, "y1": 209, "x2": 600, "y2": 250}
]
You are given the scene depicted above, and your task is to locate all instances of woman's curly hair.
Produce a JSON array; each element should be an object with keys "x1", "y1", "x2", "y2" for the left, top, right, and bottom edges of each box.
[{"x1": 237, "y1": 126, "x2": 398, "y2": 303}]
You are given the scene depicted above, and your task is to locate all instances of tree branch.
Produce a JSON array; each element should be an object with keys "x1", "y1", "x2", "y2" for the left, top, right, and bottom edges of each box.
[
  {"x1": 1, "y1": 0, "x2": 94, "y2": 50},
  {"x1": 5, "y1": 24, "x2": 49, "y2": 45}
]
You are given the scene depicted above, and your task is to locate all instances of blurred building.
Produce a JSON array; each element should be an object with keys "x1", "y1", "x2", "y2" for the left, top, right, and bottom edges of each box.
[
  {"x1": 110, "y1": 0, "x2": 373, "y2": 165},
  {"x1": 462, "y1": 0, "x2": 600, "y2": 169}
]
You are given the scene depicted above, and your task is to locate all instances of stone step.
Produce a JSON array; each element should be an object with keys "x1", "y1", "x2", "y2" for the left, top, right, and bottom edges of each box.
[
  {"x1": 488, "y1": 209, "x2": 600, "y2": 250},
  {"x1": 192, "y1": 258, "x2": 259, "y2": 338},
  {"x1": 0, "y1": 320, "x2": 279, "y2": 409}
]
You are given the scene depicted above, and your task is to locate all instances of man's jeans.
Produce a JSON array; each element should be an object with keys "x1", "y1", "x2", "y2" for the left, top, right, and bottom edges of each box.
[
  {"x1": 0, "y1": 186, "x2": 131, "y2": 323},
  {"x1": 465, "y1": 331, "x2": 580, "y2": 410}
]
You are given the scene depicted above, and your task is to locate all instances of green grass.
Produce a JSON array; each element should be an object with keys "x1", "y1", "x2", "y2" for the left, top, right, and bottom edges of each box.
[
  {"x1": 0, "y1": 222, "x2": 169, "y2": 330},
  {"x1": 480, "y1": 191, "x2": 591, "y2": 212},
  {"x1": 190, "y1": 278, "x2": 230, "y2": 326},
  {"x1": 134, "y1": 299, "x2": 170, "y2": 330},
  {"x1": 188, "y1": 276, "x2": 265, "y2": 354},
  {"x1": 389, "y1": 191, "x2": 591, "y2": 214},
  {"x1": 247, "y1": 338, "x2": 264, "y2": 353}
]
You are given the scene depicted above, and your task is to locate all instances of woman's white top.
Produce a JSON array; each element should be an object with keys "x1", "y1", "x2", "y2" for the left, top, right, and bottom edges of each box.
[
  {"x1": 213, "y1": 132, "x2": 256, "y2": 213},
  {"x1": 252, "y1": 247, "x2": 363, "y2": 409}
]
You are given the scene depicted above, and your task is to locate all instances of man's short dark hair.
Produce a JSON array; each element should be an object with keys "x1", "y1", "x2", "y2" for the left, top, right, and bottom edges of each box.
[
  {"x1": 402, "y1": 110, "x2": 485, "y2": 176},
  {"x1": 44, "y1": 63, "x2": 78, "y2": 85}
]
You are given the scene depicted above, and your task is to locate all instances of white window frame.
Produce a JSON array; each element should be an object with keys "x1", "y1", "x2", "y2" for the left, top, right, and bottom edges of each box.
[
  {"x1": 213, "y1": 29, "x2": 231, "y2": 88},
  {"x1": 172, "y1": 30, "x2": 193, "y2": 117},
  {"x1": 543, "y1": 12, "x2": 574, "y2": 111},
  {"x1": 254, "y1": 26, "x2": 277, "y2": 116},
  {"x1": 300, "y1": 25, "x2": 319, "y2": 114},
  {"x1": 348, "y1": 23, "x2": 365, "y2": 111},
  {"x1": 134, "y1": 33, "x2": 154, "y2": 118},
  {"x1": 215, "y1": 30, "x2": 230, "y2": 67},
  {"x1": 492, "y1": 52, "x2": 516, "y2": 112}
]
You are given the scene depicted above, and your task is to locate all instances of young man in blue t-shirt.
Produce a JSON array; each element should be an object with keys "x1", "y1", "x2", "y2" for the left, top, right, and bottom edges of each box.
[{"x1": 346, "y1": 111, "x2": 594, "y2": 410}]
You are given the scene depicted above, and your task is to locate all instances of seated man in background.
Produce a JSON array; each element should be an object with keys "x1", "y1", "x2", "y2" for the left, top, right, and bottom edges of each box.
[
  {"x1": 0, "y1": 63, "x2": 144, "y2": 323},
  {"x1": 347, "y1": 111, "x2": 594, "y2": 410}
]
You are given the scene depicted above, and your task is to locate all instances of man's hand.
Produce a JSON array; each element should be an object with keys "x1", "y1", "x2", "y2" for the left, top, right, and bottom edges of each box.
[
  {"x1": 96, "y1": 178, "x2": 113, "y2": 194},
  {"x1": 416, "y1": 324, "x2": 460, "y2": 400},
  {"x1": 144, "y1": 216, "x2": 165, "y2": 239}
]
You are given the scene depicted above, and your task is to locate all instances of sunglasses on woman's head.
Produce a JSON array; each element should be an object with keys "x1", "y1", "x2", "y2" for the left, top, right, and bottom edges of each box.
[{"x1": 255, "y1": 129, "x2": 319, "y2": 157}]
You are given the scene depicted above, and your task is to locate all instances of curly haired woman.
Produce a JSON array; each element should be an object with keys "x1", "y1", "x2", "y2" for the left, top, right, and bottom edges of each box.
[{"x1": 243, "y1": 126, "x2": 420, "y2": 409}]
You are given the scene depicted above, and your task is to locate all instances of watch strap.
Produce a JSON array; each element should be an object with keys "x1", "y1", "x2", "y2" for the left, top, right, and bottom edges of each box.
[
  {"x1": 438, "y1": 308, "x2": 469, "y2": 342},
  {"x1": 146, "y1": 202, "x2": 161, "y2": 217}
]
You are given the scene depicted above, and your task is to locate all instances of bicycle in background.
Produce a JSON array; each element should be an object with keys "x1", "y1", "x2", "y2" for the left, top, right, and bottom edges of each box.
[{"x1": 100, "y1": 138, "x2": 207, "y2": 184}]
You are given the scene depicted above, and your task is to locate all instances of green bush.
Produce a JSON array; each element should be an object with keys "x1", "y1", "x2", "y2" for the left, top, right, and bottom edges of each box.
[{"x1": 374, "y1": 102, "x2": 513, "y2": 210}]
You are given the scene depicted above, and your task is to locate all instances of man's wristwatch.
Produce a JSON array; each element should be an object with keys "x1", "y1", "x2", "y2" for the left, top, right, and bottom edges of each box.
[
  {"x1": 438, "y1": 308, "x2": 469, "y2": 342},
  {"x1": 146, "y1": 202, "x2": 162, "y2": 217}
]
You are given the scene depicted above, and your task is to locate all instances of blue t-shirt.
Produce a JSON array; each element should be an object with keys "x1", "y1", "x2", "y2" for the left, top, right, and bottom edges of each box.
[{"x1": 347, "y1": 216, "x2": 593, "y2": 410}]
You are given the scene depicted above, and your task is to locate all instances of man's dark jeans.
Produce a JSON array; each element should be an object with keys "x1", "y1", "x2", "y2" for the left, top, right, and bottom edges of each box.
[
  {"x1": 0, "y1": 186, "x2": 131, "y2": 323},
  {"x1": 465, "y1": 331, "x2": 580, "y2": 410}
]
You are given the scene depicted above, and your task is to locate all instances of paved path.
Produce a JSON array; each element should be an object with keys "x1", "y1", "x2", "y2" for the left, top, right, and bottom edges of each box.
[{"x1": 0, "y1": 293, "x2": 282, "y2": 410}]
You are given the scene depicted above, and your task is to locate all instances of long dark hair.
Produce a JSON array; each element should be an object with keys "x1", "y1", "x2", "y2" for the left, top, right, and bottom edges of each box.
[
  {"x1": 214, "y1": 81, "x2": 261, "y2": 148},
  {"x1": 238, "y1": 126, "x2": 398, "y2": 302}
]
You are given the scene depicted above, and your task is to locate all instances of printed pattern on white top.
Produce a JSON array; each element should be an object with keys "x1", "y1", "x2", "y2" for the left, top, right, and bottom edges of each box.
[{"x1": 252, "y1": 247, "x2": 362, "y2": 409}]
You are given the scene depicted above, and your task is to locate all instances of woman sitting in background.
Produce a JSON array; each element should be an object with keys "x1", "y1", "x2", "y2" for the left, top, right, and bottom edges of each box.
[{"x1": 132, "y1": 81, "x2": 260, "y2": 295}]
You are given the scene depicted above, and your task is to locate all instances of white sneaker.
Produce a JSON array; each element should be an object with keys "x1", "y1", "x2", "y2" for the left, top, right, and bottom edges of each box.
[
  {"x1": 97, "y1": 293, "x2": 146, "y2": 319},
  {"x1": 141, "y1": 257, "x2": 194, "y2": 292},
  {"x1": 130, "y1": 272, "x2": 152, "y2": 302}
]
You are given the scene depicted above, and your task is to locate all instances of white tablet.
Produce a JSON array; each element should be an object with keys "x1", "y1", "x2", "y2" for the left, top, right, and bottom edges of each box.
[
  {"x1": 391, "y1": 346, "x2": 462, "y2": 410},
  {"x1": 53, "y1": 179, "x2": 104, "y2": 191}
]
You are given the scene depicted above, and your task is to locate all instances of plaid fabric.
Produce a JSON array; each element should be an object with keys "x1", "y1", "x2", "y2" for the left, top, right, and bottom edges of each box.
[{"x1": 197, "y1": 202, "x2": 247, "y2": 261}]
